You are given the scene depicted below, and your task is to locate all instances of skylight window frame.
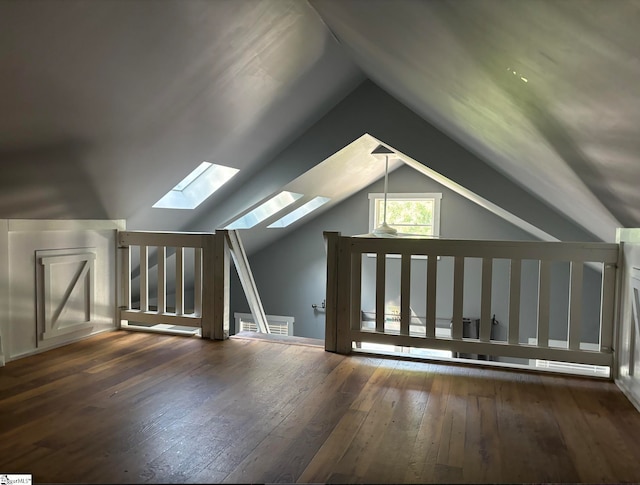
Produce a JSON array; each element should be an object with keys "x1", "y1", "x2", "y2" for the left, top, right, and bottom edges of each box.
[
  {"x1": 172, "y1": 162, "x2": 212, "y2": 192},
  {"x1": 152, "y1": 162, "x2": 239, "y2": 210},
  {"x1": 224, "y1": 191, "x2": 304, "y2": 229},
  {"x1": 267, "y1": 196, "x2": 331, "y2": 228}
]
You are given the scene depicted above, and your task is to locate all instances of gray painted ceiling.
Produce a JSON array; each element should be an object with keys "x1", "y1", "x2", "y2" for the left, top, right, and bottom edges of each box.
[{"x1": 1, "y1": 0, "x2": 637, "y2": 243}]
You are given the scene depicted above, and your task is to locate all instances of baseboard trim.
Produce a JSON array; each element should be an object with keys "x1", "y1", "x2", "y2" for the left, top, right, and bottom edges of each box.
[{"x1": 616, "y1": 377, "x2": 640, "y2": 413}]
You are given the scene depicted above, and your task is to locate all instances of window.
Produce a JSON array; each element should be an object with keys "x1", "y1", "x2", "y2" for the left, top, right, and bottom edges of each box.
[
  {"x1": 267, "y1": 196, "x2": 330, "y2": 228},
  {"x1": 368, "y1": 192, "x2": 441, "y2": 237},
  {"x1": 224, "y1": 191, "x2": 303, "y2": 229},
  {"x1": 153, "y1": 162, "x2": 239, "y2": 210}
]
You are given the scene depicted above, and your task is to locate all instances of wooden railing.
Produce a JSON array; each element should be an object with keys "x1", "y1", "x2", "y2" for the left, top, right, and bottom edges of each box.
[
  {"x1": 324, "y1": 232, "x2": 618, "y2": 368},
  {"x1": 119, "y1": 230, "x2": 230, "y2": 339}
]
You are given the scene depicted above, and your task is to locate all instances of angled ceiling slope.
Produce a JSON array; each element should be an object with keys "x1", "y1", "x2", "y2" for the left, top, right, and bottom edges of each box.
[
  {"x1": 310, "y1": 0, "x2": 633, "y2": 241},
  {"x1": 220, "y1": 133, "x2": 559, "y2": 256},
  {"x1": 191, "y1": 79, "x2": 605, "y2": 248},
  {"x1": 0, "y1": 0, "x2": 364, "y2": 227}
]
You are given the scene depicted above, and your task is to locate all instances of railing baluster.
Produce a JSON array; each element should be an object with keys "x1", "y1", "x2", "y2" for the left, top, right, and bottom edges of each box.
[
  {"x1": 508, "y1": 259, "x2": 521, "y2": 344},
  {"x1": 451, "y1": 256, "x2": 465, "y2": 339},
  {"x1": 480, "y1": 257, "x2": 493, "y2": 342},
  {"x1": 212, "y1": 231, "x2": 230, "y2": 340},
  {"x1": 157, "y1": 246, "x2": 166, "y2": 314},
  {"x1": 375, "y1": 252, "x2": 385, "y2": 333},
  {"x1": 122, "y1": 244, "x2": 131, "y2": 311},
  {"x1": 194, "y1": 248, "x2": 202, "y2": 317},
  {"x1": 117, "y1": 231, "x2": 234, "y2": 340},
  {"x1": 537, "y1": 260, "x2": 551, "y2": 348},
  {"x1": 350, "y1": 250, "x2": 362, "y2": 332},
  {"x1": 140, "y1": 245, "x2": 148, "y2": 312},
  {"x1": 568, "y1": 261, "x2": 583, "y2": 351},
  {"x1": 337, "y1": 236, "x2": 617, "y2": 368},
  {"x1": 201, "y1": 234, "x2": 215, "y2": 340},
  {"x1": 400, "y1": 253, "x2": 411, "y2": 336},
  {"x1": 175, "y1": 246, "x2": 184, "y2": 315},
  {"x1": 426, "y1": 253, "x2": 437, "y2": 338},
  {"x1": 600, "y1": 262, "x2": 616, "y2": 352}
]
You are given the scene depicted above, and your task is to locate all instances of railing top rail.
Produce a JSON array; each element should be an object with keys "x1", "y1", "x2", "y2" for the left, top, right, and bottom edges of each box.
[
  {"x1": 344, "y1": 236, "x2": 619, "y2": 263},
  {"x1": 119, "y1": 230, "x2": 214, "y2": 248}
]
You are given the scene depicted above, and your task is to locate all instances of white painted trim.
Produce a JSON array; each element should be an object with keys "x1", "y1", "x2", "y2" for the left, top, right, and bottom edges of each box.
[
  {"x1": 351, "y1": 330, "x2": 613, "y2": 366},
  {"x1": 616, "y1": 377, "x2": 640, "y2": 413},
  {"x1": 194, "y1": 248, "x2": 202, "y2": 317},
  {"x1": 508, "y1": 259, "x2": 521, "y2": 345},
  {"x1": 140, "y1": 246, "x2": 149, "y2": 312},
  {"x1": 157, "y1": 246, "x2": 166, "y2": 314},
  {"x1": 175, "y1": 247, "x2": 184, "y2": 315},
  {"x1": 368, "y1": 192, "x2": 441, "y2": 237},
  {"x1": 7, "y1": 328, "x2": 115, "y2": 362},
  {"x1": 121, "y1": 322, "x2": 201, "y2": 337},
  {"x1": 120, "y1": 309, "x2": 201, "y2": 327},
  {"x1": 119, "y1": 231, "x2": 208, "y2": 248},
  {"x1": 8, "y1": 219, "x2": 125, "y2": 232},
  {"x1": 227, "y1": 230, "x2": 270, "y2": 334}
]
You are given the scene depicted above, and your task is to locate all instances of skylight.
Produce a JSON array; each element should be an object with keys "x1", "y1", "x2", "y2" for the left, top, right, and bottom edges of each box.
[
  {"x1": 153, "y1": 162, "x2": 239, "y2": 210},
  {"x1": 225, "y1": 191, "x2": 303, "y2": 229},
  {"x1": 268, "y1": 196, "x2": 331, "y2": 228}
]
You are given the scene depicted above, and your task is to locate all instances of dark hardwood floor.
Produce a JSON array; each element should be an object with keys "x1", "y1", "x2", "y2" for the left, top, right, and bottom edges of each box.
[{"x1": 1, "y1": 330, "x2": 639, "y2": 484}]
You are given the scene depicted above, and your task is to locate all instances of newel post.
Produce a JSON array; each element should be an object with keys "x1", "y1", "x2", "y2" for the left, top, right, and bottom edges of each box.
[
  {"x1": 324, "y1": 231, "x2": 340, "y2": 352},
  {"x1": 336, "y1": 235, "x2": 354, "y2": 354},
  {"x1": 324, "y1": 231, "x2": 352, "y2": 355},
  {"x1": 202, "y1": 230, "x2": 230, "y2": 340},
  {"x1": 214, "y1": 230, "x2": 230, "y2": 340}
]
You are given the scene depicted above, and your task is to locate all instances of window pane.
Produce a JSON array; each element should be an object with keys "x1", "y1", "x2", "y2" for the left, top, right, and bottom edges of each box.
[
  {"x1": 386, "y1": 199, "x2": 433, "y2": 225},
  {"x1": 375, "y1": 197, "x2": 435, "y2": 235},
  {"x1": 390, "y1": 224, "x2": 433, "y2": 236}
]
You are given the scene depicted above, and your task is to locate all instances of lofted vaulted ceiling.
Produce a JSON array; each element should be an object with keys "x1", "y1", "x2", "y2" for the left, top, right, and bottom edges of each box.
[{"x1": 1, "y1": 0, "x2": 638, "y2": 243}]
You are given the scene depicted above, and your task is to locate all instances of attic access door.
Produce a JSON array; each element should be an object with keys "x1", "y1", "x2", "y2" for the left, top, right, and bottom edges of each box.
[{"x1": 36, "y1": 248, "x2": 96, "y2": 343}]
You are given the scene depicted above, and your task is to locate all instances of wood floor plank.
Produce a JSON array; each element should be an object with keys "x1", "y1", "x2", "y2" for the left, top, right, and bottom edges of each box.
[
  {"x1": 361, "y1": 360, "x2": 433, "y2": 483},
  {"x1": 494, "y1": 373, "x2": 548, "y2": 482},
  {"x1": 1, "y1": 330, "x2": 640, "y2": 484},
  {"x1": 297, "y1": 409, "x2": 369, "y2": 483},
  {"x1": 436, "y1": 367, "x2": 468, "y2": 469},
  {"x1": 404, "y1": 367, "x2": 450, "y2": 483},
  {"x1": 544, "y1": 376, "x2": 618, "y2": 482}
]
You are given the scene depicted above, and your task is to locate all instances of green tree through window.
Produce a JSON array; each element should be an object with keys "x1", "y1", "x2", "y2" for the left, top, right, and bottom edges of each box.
[{"x1": 370, "y1": 193, "x2": 441, "y2": 237}]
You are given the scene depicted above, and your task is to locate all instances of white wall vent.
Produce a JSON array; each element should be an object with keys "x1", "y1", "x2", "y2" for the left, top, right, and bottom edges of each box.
[
  {"x1": 527, "y1": 338, "x2": 610, "y2": 377},
  {"x1": 234, "y1": 312, "x2": 294, "y2": 336}
]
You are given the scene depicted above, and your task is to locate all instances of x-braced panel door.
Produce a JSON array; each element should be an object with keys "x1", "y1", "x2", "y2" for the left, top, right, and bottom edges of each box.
[{"x1": 36, "y1": 248, "x2": 96, "y2": 344}]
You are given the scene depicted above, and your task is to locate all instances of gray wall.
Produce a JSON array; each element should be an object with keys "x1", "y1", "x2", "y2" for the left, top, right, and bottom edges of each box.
[{"x1": 231, "y1": 165, "x2": 603, "y2": 345}]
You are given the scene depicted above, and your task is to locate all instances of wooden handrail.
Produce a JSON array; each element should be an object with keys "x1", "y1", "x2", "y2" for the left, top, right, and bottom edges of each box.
[
  {"x1": 326, "y1": 232, "x2": 618, "y2": 371},
  {"x1": 118, "y1": 230, "x2": 230, "y2": 340}
]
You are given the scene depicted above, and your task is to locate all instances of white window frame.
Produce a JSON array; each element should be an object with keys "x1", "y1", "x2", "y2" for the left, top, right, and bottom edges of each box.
[
  {"x1": 368, "y1": 192, "x2": 442, "y2": 238},
  {"x1": 152, "y1": 162, "x2": 239, "y2": 210}
]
